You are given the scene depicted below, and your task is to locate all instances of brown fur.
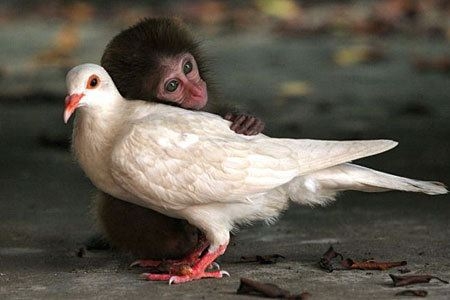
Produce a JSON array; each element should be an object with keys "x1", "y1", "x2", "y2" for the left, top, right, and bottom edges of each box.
[
  {"x1": 95, "y1": 193, "x2": 200, "y2": 259},
  {"x1": 101, "y1": 17, "x2": 210, "y2": 102}
]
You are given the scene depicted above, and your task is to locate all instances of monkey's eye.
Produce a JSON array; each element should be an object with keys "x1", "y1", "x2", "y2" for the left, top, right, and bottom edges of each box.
[
  {"x1": 165, "y1": 79, "x2": 179, "y2": 92},
  {"x1": 183, "y1": 61, "x2": 193, "y2": 74},
  {"x1": 86, "y1": 75, "x2": 100, "y2": 89}
]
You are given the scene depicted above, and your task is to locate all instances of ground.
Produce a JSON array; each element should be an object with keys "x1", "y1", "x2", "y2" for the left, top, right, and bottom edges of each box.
[{"x1": 0, "y1": 19, "x2": 449, "y2": 299}]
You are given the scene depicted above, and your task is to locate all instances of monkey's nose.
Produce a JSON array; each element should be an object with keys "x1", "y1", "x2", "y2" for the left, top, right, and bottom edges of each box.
[
  {"x1": 186, "y1": 81, "x2": 205, "y2": 100},
  {"x1": 190, "y1": 85, "x2": 203, "y2": 98}
]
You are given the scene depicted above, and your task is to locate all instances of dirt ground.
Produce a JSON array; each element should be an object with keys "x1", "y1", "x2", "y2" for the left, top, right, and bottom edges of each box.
[{"x1": 0, "y1": 18, "x2": 449, "y2": 299}]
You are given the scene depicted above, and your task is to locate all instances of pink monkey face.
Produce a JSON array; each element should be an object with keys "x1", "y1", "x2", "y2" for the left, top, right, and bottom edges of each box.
[{"x1": 156, "y1": 53, "x2": 208, "y2": 110}]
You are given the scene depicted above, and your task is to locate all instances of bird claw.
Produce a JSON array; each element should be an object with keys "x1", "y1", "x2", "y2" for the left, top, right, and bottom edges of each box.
[
  {"x1": 131, "y1": 238, "x2": 210, "y2": 269},
  {"x1": 220, "y1": 270, "x2": 230, "y2": 277},
  {"x1": 167, "y1": 269, "x2": 230, "y2": 284},
  {"x1": 130, "y1": 260, "x2": 143, "y2": 268},
  {"x1": 142, "y1": 244, "x2": 229, "y2": 284},
  {"x1": 209, "y1": 261, "x2": 220, "y2": 270}
]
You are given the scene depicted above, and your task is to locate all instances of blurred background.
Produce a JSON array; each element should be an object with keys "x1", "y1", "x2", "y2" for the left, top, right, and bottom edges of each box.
[
  {"x1": 0, "y1": 1, "x2": 449, "y2": 298},
  {"x1": 1, "y1": 0, "x2": 449, "y2": 136}
]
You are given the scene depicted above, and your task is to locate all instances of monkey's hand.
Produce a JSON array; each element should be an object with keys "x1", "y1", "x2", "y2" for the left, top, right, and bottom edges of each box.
[{"x1": 224, "y1": 113, "x2": 265, "y2": 136}]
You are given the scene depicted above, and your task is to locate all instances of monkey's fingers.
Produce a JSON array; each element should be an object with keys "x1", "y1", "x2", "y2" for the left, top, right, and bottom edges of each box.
[
  {"x1": 237, "y1": 117, "x2": 265, "y2": 136},
  {"x1": 235, "y1": 116, "x2": 259, "y2": 135},
  {"x1": 224, "y1": 112, "x2": 236, "y2": 122},
  {"x1": 229, "y1": 115, "x2": 248, "y2": 132},
  {"x1": 247, "y1": 119, "x2": 265, "y2": 136},
  {"x1": 225, "y1": 113, "x2": 265, "y2": 135}
]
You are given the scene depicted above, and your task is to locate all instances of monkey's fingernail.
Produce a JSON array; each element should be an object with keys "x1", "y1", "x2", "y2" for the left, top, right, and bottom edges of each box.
[{"x1": 224, "y1": 114, "x2": 232, "y2": 120}]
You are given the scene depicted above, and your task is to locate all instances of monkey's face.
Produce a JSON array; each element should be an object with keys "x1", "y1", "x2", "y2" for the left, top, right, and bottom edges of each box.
[{"x1": 156, "y1": 53, "x2": 208, "y2": 110}]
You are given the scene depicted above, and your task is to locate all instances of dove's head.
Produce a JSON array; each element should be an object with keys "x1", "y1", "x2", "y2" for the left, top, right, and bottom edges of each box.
[{"x1": 64, "y1": 63, "x2": 121, "y2": 123}]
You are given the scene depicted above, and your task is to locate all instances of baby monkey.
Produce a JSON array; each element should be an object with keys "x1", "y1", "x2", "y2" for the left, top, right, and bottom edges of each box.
[
  {"x1": 94, "y1": 18, "x2": 265, "y2": 266},
  {"x1": 101, "y1": 17, "x2": 264, "y2": 134}
]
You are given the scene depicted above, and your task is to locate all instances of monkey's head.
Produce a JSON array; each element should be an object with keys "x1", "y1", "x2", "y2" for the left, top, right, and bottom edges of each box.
[{"x1": 101, "y1": 17, "x2": 208, "y2": 110}]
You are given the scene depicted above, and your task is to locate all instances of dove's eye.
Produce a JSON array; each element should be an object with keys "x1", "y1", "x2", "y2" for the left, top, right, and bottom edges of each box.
[{"x1": 87, "y1": 75, "x2": 100, "y2": 89}]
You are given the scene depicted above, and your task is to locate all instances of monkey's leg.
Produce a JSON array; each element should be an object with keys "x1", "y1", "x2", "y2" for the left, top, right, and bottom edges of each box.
[{"x1": 95, "y1": 192, "x2": 202, "y2": 259}]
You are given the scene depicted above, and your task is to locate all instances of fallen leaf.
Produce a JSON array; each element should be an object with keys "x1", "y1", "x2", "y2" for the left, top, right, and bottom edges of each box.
[
  {"x1": 395, "y1": 289, "x2": 428, "y2": 297},
  {"x1": 342, "y1": 258, "x2": 407, "y2": 271},
  {"x1": 319, "y1": 246, "x2": 407, "y2": 272},
  {"x1": 237, "y1": 277, "x2": 310, "y2": 299},
  {"x1": 240, "y1": 254, "x2": 285, "y2": 264},
  {"x1": 390, "y1": 274, "x2": 449, "y2": 287}
]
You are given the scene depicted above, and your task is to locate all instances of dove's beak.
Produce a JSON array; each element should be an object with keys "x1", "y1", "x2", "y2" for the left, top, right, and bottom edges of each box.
[{"x1": 64, "y1": 93, "x2": 84, "y2": 124}]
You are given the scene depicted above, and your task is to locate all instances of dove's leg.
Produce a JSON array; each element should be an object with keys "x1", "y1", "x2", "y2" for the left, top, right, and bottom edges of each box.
[
  {"x1": 130, "y1": 235, "x2": 209, "y2": 269},
  {"x1": 142, "y1": 243, "x2": 229, "y2": 284}
]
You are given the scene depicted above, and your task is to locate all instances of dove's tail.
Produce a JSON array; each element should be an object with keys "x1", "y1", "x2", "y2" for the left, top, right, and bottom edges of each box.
[{"x1": 289, "y1": 163, "x2": 447, "y2": 206}]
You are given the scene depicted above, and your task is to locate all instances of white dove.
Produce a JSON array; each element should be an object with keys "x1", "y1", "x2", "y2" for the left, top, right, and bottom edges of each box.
[{"x1": 64, "y1": 63, "x2": 447, "y2": 284}]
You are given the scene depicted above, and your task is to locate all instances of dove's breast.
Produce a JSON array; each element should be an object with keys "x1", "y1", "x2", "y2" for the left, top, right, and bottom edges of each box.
[{"x1": 72, "y1": 111, "x2": 131, "y2": 201}]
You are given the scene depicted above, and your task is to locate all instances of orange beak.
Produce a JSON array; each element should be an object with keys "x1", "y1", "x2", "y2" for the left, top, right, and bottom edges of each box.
[{"x1": 64, "y1": 93, "x2": 84, "y2": 124}]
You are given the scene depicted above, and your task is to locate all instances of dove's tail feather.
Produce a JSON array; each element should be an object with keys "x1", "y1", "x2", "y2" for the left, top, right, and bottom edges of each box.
[{"x1": 289, "y1": 163, "x2": 447, "y2": 206}]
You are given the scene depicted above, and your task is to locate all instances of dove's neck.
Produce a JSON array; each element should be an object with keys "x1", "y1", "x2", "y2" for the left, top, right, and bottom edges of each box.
[
  {"x1": 71, "y1": 96, "x2": 129, "y2": 198},
  {"x1": 73, "y1": 95, "x2": 125, "y2": 145}
]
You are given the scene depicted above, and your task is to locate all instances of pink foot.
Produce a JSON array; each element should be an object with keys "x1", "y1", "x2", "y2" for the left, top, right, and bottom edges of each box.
[
  {"x1": 130, "y1": 236, "x2": 209, "y2": 270},
  {"x1": 142, "y1": 269, "x2": 229, "y2": 283},
  {"x1": 168, "y1": 269, "x2": 229, "y2": 284},
  {"x1": 142, "y1": 244, "x2": 229, "y2": 284}
]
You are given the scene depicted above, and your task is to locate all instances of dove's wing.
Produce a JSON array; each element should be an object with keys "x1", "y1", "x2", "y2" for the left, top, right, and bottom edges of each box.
[{"x1": 110, "y1": 108, "x2": 397, "y2": 212}]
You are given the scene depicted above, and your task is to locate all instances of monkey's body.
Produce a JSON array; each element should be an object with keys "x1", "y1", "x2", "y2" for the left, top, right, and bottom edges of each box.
[
  {"x1": 92, "y1": 18, "x2": 264, "y2": 261},
  {"x1": 95, "y1": 193, "x2": 200, "y2": 259}
]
